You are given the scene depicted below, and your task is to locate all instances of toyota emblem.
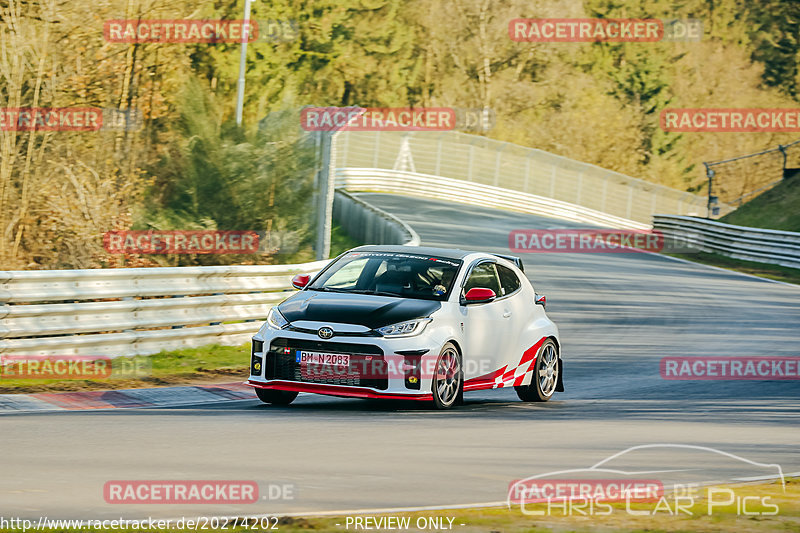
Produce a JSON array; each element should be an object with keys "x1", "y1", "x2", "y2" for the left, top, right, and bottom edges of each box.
[{"x1": 318, "y1": 327, "x2": 334, "y2": 339}]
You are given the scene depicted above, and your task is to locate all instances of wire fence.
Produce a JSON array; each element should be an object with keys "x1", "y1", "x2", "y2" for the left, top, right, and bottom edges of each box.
[
  {"x1": 704, "y1": 139, "x2": 800, "y2": 207},
  {"x1": 331, "y1": 130, "x2": 719, "y2": 225}
]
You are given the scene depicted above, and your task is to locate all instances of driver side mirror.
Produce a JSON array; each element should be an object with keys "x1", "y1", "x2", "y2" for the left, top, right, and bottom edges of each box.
[
  {"x1": 463, "y1": 287, "x2": 496, "y2": 304},
  {"x1": 535, "y1": 294, "x2": 546, "y2": 309},
  {"x1": 291, "y1": 274, "x2": 310, "y2": 290}
]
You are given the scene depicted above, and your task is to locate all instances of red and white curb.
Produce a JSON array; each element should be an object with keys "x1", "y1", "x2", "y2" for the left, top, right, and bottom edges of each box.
[{"x1": 0, "y1": 381, "x2": 255, "y2": 414}]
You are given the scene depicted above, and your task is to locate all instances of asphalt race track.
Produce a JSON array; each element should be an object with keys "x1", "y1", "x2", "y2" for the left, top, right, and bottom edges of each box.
[{"x1": 1, "y1": 193, "x2": 799, "y2": 520}]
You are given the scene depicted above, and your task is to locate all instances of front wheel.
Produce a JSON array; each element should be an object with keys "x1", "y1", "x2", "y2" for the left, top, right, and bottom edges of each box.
[
  {"x1": 515, "y1": 339, "x2": 559, "y2": 402},
  {"x1": 255, "y1": 388, "x2": 298, "y2": 406},
  {"x1": 431, "y1": 343, "x2": 463, "y2": 410}
]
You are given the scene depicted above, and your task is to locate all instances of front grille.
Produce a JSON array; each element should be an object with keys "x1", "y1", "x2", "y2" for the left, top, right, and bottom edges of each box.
[
  {"x1": 287, "y1": 325, "x2": 379, "y2": 338},
  {"x1": 265, "y1": 338, "x2": 387, "y2": 390}
]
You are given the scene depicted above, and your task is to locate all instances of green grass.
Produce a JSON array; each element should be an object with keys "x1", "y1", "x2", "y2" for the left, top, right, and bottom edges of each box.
[
  {"x1": 720, "y1": 175, "x2": 800, "y2": 232},
  {"x1": 671, "y1": 175, "x2": 800, "y2": 284},
  {"x1": 329, "y1": 223, "x2": 362, "y2": 257},
  {"x1": 0, "y1": 343, "x2": 250, "y2": 394},
  {"x1": 0, "y1": 226, "x2": 363, "y2": 395},
  {"x1": 0, "y1": 478, "x2": 797, "y2": 532}
]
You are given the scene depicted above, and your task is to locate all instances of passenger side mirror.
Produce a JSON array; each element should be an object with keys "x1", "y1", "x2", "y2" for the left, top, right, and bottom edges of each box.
[
  {"x1": 535, "y1": 294, "x2": 546, "y2": 309},
  {"x1": 464, "y1": 287, "x2": 496, "y2": 304},
  {"x1": 292, "y1": 274, "x2": 310, "y2": 289}
]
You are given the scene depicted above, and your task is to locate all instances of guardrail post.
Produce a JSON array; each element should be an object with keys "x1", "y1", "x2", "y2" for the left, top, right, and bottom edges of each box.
[
  {"x1": 779, "y1": 144, "x2": 787, "y2": 175},
  {"x1": 703, "y1": 162, "x2": 715, "y2": 219},
  {"x1": 315, "y1": 131, "x2": 333, "y2": 260}
]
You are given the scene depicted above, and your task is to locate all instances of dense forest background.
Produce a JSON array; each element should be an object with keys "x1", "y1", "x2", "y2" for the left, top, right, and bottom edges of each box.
[{"x1": 2, "y1": 0, "x2": 799, "y2": 269}]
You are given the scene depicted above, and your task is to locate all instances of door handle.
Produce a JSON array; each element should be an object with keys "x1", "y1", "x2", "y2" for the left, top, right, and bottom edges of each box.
[{"x1": 503, "y1": 311, "x2": 512, "y2": 318}]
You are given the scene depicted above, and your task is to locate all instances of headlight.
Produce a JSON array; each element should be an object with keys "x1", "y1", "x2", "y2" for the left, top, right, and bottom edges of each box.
[
  {"x1": 266, "y1": 307, "x2": 290, "y2": 329},
  {"x1": 376, "y1": 318, "x2": 432, "y2": 338}
]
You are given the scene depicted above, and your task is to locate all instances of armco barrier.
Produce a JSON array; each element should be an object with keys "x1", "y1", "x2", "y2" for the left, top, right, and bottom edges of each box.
[
  {"x1": 653, "y1": 215, "x2": 800, "y2": 269},
  {"x1": 0, "y1": 194, "x2": 419, "y2": 357},
  {"x1": 336, "y1": 168, "x2": 651, "y2": 230},
  {"x1": 0, "y1": 261, "x2": 329, "y2": 356},
  {"x1": 333, "y1": 190, "x2": 420, "y2": 246}
]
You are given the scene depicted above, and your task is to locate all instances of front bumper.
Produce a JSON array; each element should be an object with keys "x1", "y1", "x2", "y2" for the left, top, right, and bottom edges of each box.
[
  {"x1": 247, "y1": 379, "x2": 433, "y2": 400},
  {"x1": 247, "y1": 330, "x2": 438, "y2": 400}
]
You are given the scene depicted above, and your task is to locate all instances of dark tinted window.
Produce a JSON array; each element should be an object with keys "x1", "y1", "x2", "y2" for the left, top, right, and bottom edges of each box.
[
  {"x1": 496, "y1": 264, "x2": 521, "y2": 296},
  {"x1": 463, "y1": 262, "x2": 501, "y2": 295},
  {"x1": 308, "y1": 251, "x2": 462, "y2": 301}
]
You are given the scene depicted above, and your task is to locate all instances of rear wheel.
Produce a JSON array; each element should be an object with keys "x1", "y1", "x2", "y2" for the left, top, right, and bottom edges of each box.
[
  {"x1": 255, "y1": 388, "x2": 298, "y2": 406},
  {"x1": 515, "y1": 339, "x2": 559, "y2": 402},
  {"x1": 431, "y1": 343, "x2": 463, "y2": 410}
]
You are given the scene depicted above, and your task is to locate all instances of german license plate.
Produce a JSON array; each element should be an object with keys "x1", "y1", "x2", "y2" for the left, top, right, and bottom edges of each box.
[{"x1": 296, "y1": 350, "x2": 350, "y2": 366}]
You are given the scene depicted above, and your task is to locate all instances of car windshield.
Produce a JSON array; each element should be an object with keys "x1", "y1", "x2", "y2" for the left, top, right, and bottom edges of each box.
[{"x1": 308, "y1": 251, "x2": 462, "y2": 301}]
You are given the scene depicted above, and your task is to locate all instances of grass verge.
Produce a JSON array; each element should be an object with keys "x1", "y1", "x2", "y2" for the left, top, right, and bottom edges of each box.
[
  {"x1": 0, "y1": 226, "x2": 364, "y2": 395},
  {"x1": 0, "y1": 343, "x2": 249, "y2": 394},
  {"x1": 329, "y1": 223, "x2": 362, "y2": 258},
  {"x1": 665, "y1": 251, "x2": 800, "y2": 285},
  {"x1": 720, "y1": 175, "x2": 800, "y2": 232},
  {"x1": 276, "y1": 477, "x2": 800, "y2": 532},
  {"x1": 0, "y1": 478, "x2": 796, "y2": 532}
]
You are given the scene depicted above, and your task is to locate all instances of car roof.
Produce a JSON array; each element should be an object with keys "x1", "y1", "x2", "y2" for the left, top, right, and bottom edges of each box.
[{"x1": 350, "y1": 245, "x2": 474, "y2": 260}]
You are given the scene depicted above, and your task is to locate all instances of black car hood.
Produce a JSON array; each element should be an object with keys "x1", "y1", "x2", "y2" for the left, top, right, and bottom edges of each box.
[{"x1": 278, "y1": 291, "x2": 441, "y2": 330}]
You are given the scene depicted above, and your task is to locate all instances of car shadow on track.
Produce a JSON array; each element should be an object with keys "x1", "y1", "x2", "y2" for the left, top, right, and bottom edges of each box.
[{"x1": 13, "y1": 394, "x2": 796, "y2": 429}]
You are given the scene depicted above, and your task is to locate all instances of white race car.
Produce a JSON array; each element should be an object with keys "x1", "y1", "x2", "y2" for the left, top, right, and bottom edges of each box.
[{"x1": 247, "y1": 246, "x2": 562, "y2": 409}]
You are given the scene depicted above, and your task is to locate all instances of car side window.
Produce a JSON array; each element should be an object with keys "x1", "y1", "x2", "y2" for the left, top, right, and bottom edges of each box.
[
  {"x1": 463, "y1": 262, "x2": 501, "y2": 295},
  {"x1": 496, "y1": 264, "x2": 521, "y2": 296}
]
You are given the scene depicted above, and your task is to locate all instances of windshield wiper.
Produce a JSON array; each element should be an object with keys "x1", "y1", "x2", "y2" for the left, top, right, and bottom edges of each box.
[
  {"x1": 348, "y1": 289, "x2": 404, "y2": 297},
  {"x1": 309, "y1": 287, "x2": 404, "y2": 297}
]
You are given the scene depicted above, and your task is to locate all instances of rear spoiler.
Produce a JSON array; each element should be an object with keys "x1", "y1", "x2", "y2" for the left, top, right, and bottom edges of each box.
[{"x1": 492, "y1": 253, "x2": 524, "y2": 273}]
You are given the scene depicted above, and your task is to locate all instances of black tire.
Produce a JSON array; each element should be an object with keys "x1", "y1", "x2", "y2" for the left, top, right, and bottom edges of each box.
[
  {"x1": 431, "y1": 342, "x2": 463, "y2": 410},
  {"x1": 515, "y1": 339, "x2": 559, "y2": 402},
  {"x1": 255, "y1": 388, "x2": 298, "y2": 406}
]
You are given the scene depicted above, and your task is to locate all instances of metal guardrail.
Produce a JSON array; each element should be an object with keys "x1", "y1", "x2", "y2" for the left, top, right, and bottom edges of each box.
[
  {"x1": 0, "y1": 193, "x2": 420, "y2": 357},
  {"x1": 333, "y1": 190, "x2": 421, "y2": 246},
  {"x1": 653, "y1": 215, "x2": 800, "y2": 269},
  {"x1": 333, "y1": 130, "x2": 725, "y2": 223},
  {"x1": 337, "y1": 168, "x2": 651, "y2": 230},
  {"x1": 0, "y1": 261, "x2": 329, "y2": 356}
]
